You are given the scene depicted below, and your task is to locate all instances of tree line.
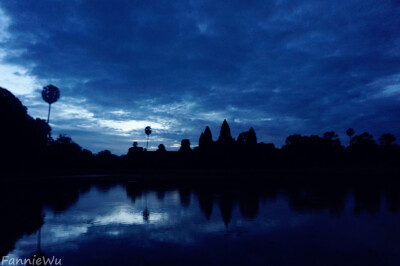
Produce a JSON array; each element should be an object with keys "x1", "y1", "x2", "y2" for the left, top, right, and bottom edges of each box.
[{"x1": 1, "y1": 86, "x2": 399, "y2": 176}]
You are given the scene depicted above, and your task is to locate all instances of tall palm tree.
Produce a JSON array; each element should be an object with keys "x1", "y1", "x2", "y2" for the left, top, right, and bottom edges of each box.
[
  {"x1": 346, "y1": 128, "x2": 354, "y2": 146},
  {"x1": 41, "y1": 85, "x2": 60, "y2": 124},
  {"x1": 145, "y1": 126, "x2": 152, "y2": 150}
]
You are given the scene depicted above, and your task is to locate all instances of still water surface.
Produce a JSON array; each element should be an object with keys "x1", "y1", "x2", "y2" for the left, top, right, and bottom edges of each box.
[{"x1": 2, "y1": 180, "x2": 400, "y2": 265}]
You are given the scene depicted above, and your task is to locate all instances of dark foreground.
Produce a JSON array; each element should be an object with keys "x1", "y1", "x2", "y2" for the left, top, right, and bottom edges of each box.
[{"x1": 1, "y1": 173, "x2": 400, "y2": 265}]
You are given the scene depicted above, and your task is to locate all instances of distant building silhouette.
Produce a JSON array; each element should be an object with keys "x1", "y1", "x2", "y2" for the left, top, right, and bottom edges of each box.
[
  {"x1": 179, "y1": 139, "x2": 191, "y2": 152},
  {"x1": 237, "y1": 127, "x2": 257, "y2": 147},
  {"x1": 128, "y1": 142, "x2": 144, "y2": 155},
  {"x1": 156, "y1": 144, "x2": 167, "y2": 152},
  {"x1": 2, "y1": 85, "x2": 400, "y2": 174},
  {"x1": 218, "y1": 119, "x2": 235, "y2": 145},
  {"x1": 199, "y1": 126, "x2": 213, "y2": 150}
]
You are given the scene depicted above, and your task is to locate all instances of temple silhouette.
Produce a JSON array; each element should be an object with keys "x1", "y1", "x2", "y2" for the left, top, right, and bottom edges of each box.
[{"x1": 1, "y1": 86, "x2": 399, "y2": 177}]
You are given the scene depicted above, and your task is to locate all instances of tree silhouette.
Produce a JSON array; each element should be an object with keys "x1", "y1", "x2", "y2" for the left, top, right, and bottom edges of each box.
[
  {"x1": 351, "y1": 132, "x2": 375, "y2": 146},
  {"x1": 346, "y1": 128, "x2": 354, "y2": 146},
  {"x1": 1, "y1": 87, "x2": 50, "y2": 171},
  {"x1": 323, "y1": 131, "x2": 341, "y2": 146},
  {"x1": 145, "y1": 126, "x2": 152, "y2": 150},
  {"x1": 379, "y1": 133, "x2": 396, "y2": 146},
  {"x1": 41, "y1": 85, "x2": 60, "y2": 124}
]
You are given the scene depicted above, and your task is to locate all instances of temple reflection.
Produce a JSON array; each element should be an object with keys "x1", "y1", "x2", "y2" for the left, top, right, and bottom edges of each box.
[{"x1": 2, "y1": 177, "x2": 400, "y2": 265}]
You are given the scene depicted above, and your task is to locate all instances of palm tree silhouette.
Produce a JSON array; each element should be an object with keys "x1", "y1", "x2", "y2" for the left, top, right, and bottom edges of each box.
[
  {"x1": 145, "y1": 126, "x2": 152, "y2": 150},
  {"x1": 346, "y1": 128, "x2": 354, "y2": 146},
  {"x1": 42, "y1": 85, "x2": 60, "y2": 124}
]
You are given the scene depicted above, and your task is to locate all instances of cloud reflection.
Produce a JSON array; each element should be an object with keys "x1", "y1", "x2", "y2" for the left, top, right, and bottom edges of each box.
[{"x1": 93, "y1": 207, "x2": 166, "y2": 225}]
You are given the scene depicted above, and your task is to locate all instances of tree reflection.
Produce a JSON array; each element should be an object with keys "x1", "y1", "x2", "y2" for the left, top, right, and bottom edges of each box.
[
  {"x1": 238, "y1": 195, "x2": 259, "y2": 220},
  {"x1": 353, "y1": 185, "x2": 382, "y2": 214},
  {"x1": 286, "y1": 185, "x2": 347, "y2": 216},
  {"x1": 4, "y1": 177, "x2": 400, "y2": 264}
]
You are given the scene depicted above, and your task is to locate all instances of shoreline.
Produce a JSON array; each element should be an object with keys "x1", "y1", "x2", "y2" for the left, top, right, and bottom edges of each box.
[{"x1": 1, "y1": 166, "x2": 399, "y2": 185}]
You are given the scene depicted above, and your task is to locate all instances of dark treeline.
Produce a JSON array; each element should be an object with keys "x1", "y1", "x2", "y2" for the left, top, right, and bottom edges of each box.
[{"x1": 1, "y1": 87, "x2": 399, "y2": 176}]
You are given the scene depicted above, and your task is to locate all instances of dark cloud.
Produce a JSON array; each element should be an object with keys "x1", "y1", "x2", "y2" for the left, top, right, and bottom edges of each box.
[{"x1": 1, "y1": 0, "x2": 400, "y2": 154}]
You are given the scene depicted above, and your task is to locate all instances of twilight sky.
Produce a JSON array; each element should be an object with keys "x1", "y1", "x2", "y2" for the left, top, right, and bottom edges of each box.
[{"x1": 1, "y1": 0, "x2": 400, "y2": 154}]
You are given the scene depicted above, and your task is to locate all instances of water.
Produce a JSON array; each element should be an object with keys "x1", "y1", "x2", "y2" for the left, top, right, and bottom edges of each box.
[{"x1": 1, "y1": 178, "x2": 400, "y2": 265}]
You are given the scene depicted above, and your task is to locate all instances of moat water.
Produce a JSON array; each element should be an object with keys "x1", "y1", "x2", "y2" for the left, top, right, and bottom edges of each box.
[{"x1": 1, "y1": 178, "x2": 400, "y2": 265}]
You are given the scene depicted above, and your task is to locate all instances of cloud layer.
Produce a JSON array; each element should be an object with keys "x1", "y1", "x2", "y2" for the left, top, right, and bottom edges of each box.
[{"x1": 1, "y1": 0, "x2": 399, "y2": 154}]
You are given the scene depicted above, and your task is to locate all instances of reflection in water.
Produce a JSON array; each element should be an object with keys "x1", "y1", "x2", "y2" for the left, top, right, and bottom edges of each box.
[
  {"x1": 198, "y1": 192, "x2": 214, "y2": 220},
  {"x1": 353, "y1": 184, "x2": 382, "y2": 214},
  {"x1": 179, "y1": 188, "x2": 191, "y2": 207},
  {"x1": 28, "y1": 227, "x2": 47, "y2": 265},
  {"x1": 0, "y1": 184, "x2": 43, "y2": 258},
  {"x1": 386, "y1": 185, "x2": 400, "y2": 212},
  {"x1": 1, "y1": 178, "x2": 400, "y2": 265},
  {"x1": 238, "y1": 194, "x2": 259, "y2": 220},
  {"x1": 218, "y1": 193, "x2": 236, "y2": 227},
  {"x1": 142, "y1": 192, "x2": 150, "y2": 223},
  {"x1": 286, "y1": 185, "x2": 347, "y2": 216}
]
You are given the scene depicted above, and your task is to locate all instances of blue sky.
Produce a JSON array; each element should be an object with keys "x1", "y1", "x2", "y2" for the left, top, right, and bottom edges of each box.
[{"x1": 1, "y1": 0, "x2": 399, "y2": 154}]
